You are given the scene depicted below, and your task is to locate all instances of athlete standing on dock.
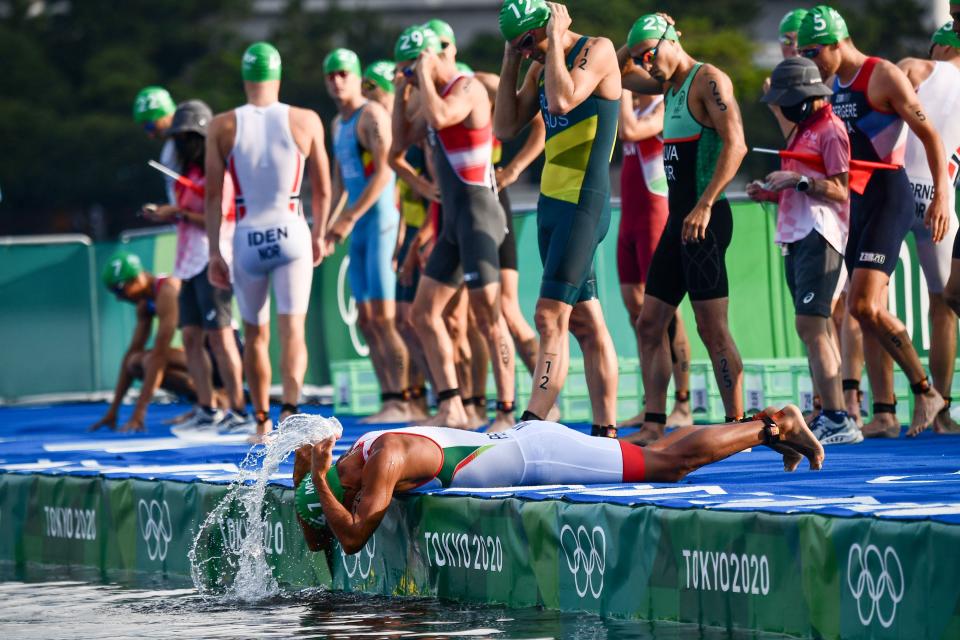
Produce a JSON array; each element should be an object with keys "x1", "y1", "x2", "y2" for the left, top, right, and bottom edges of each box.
[{"x1": 205, "y1": 42, "x2": 332, "y2": 441}]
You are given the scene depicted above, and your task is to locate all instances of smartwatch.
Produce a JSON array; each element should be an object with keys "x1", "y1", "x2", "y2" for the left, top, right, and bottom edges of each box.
[{"x1": 796, "y1": 176, "x2": 812, "y2": 193}]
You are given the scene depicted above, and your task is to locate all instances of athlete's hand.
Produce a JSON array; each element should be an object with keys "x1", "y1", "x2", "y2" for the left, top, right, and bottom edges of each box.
[
  {"x1": 545, "y1": 2, "x2": 571, "y2": 40},
  {"x1": 311, "y1": 437, "x2": 337, "y2": 478},
  {"x1": 311, "y1": 235, "x2": 325, "y2": 266},
  {"x1": 89, "y1": 412, "x2": 117, "y2": 432},
  {"x1": 325, "y1": 216, "x2": 354, "y2": 247},
  {"x1": 764, "y1": 170, "x2": 802, "y2": 192},
  {"x1": 926, "y1": 192, "x2": 950, "y2": 243},
  {"x1": 682, "y1": 202, "x2": 712, "y2": 243},
  {"x1": 416, "y1": 49, "x2": 437, "y2": 79},
  {"x1": 762, "y1": 76, "x2": 771, "y2": 96},
  {"x1": 413, "y1": 176, "x2": 441, "y2": 203},
  {"x1": 208, "y1": 254, "x2": 232, "y2": 290},
  {"x1": 145, "y1": 204, "x2": 179, "y2": 222},
  {"x1": 120, "y1": 414, "x2": 146, "y2": 433},
  {"x1": 398, "y1": 248, "x2": 419, "y2": 286},
  {"x1": 504, "y1": 40, "x2": 524, "y2": 62},
  {"x1": 496, "y1": 165, "x2": 520, "y2": 190}
]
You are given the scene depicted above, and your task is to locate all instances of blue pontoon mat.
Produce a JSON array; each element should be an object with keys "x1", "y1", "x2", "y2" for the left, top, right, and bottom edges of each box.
[{"x1": 1, "y1": 402, "x2": 958, "y2": 524}]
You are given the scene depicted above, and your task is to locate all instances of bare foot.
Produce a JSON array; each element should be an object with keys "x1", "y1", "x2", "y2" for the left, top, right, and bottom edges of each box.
[
  {"x1": 248, "y1": 420, "x2": 274, "y2": 445},
  {"x1": 617, "y1": 412, "x2": 645, "y2": 428},
  {"x1": 861, "y1": 412, "x2": 900, "y2": 439},
  {"x1": 620, "y1": 422, "x2": 665, "y2": 445},
  {"x1": 545, "y1": 404, "x2": 561, "y2": 423},
  {"x1": 844, "y1": 389, "x2": 863, "y2": 428},
  {"x1": 934, "y1": 409, "x2": 960, "y2": 434},
  {"x1": 667, "y1": 401, "x2": 693, "y2": 428},
  {"x1": 769, "y1": 405, "x2": 825, "y2": 471},
  {"x1": 488, "y1": 412, "x2": 515, "y2": 432},
  {"x1": 908, "y1": 389, "x2": 945, "y2": 437},
  {"x1": 422, "y1": 402, "x2": 471, "y2": 429},
  {"x1": 163, "y1": 407, "x2": 196, "y2": 425},
  {"x1": 465, "y1": 403, "x2": 489, "y2": 430}
]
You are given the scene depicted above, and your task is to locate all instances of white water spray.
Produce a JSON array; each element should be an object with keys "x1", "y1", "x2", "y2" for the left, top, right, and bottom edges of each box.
[{"x1": 188, "y1": 414, "x2": 342, "y2": 601}]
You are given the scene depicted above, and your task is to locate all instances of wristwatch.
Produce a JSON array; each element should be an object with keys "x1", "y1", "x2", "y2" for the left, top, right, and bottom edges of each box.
[{"x1": 795, "y1": 176, "x2": 812, "y2": 192}]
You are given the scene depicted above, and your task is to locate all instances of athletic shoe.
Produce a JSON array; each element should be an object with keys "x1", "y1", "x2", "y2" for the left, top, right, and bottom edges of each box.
[
  {"x1": 217, "y1": 410, "x2": 257, "y2": 436},
  {"x1": 811, "y1": 413, "x2": 864, "y2": 445},
  {"x1": 171, "y1": 406, "x2": 223, "y2": 436}
]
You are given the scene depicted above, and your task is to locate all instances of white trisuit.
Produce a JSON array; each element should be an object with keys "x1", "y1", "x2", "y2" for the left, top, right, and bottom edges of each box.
[
  {"x1": 905, "y1": 61, "x2": 960, "y2": 292},
  {"x1": 229, "y1": 102, "x2": 313, "y2": 325}
]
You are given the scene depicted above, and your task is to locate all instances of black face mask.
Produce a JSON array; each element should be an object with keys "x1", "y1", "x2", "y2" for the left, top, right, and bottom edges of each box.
[{"x1": 781, "y1": 99, "x2": 815, "y2": 124}]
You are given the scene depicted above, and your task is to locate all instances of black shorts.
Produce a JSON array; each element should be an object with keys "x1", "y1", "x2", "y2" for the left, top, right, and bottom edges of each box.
[
  {"x1": 784, "y1": 231, "x2": 843, "y2": 318},
  {"x1": 537, "y1": 191, "x2": 610, "y2": 305},
  {"x1": 845, "y1": 168, "x2": 914, "y2": 276},
  {"x1": 395, "y1": 225, "x2": 421, "y2": 303},
  {"x1": 498, "y1": 189, "x2": 518, "y2": 271},
  {"x1": 645, "y1": 199, "x2": 733, "y2": 307},
  {"x1": 179, "y1": 265, "x2": 233, "y2": 329},
  {"x1": 423, "y1": 184, "x2": 505, "y2": 290}
]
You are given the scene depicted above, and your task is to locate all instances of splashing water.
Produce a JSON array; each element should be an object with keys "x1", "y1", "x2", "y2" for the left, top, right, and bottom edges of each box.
[{"x1": 187, "y1": 414, "x2": 342, "y2": 602}]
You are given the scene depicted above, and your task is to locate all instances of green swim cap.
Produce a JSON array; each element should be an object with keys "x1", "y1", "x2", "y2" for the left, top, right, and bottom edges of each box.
[
  {"x1": 363, "y1": 60, "x2": 396, "y2": 92},
  {"x1": 427, "y1": 18, "x2": 456, "y2": 45},
  {"x1": 324, "y1": 48, "x2": 362, "y2": 77},
  {"x1": 294, "y1": 471, "x2": 346, "y2": 530},
  {"x1": 242, "y1": 41, "x2": 282, "y2": 82},
  {"x1": 499, "y1": 0, "x2": 550, "y2": 42},
  {"x1": 797, "y1": 6, "x2": 849, "y2": 47},
  {"x1": 779, "y1": 9, "x2": 809, "y2": 36},
  {"x1": 455, "y1": 62, "x2": 474, "y2": 74},
  {"x1": 102, "y1": 251, "x2": 143, "y2": 288},
  {"x1": 395, "y1": 24, "x2": 442, "y2": 62},
  {"x1": 932, "y1": 21, "x2": 960, "y2": 48},
  {"x1": 627, "y1": 14, "x2": 680, "y2": 49},
  {"x1": 132, "y1": 86, "x2": 176, "y2": 124}
]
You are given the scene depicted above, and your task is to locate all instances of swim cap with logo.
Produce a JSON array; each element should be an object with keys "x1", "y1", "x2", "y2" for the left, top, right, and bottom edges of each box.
[
  {"x1": 324, "y1": 48, "x2": 362, "y2": 77},
  {"x1": 294, "y1": 472, "x2": 346, "y2": 530},
  {"x1": 779, "y1": 9, "x2": 809, "y2": 36},
  {"x1": 627, "y1": 14, "x2": 680, "y2": 49},
  {"x1": 498, "y1": 0, "x2": 550, "y2": 42},
  {"x1": 427, "y1": 18, "x2": 456, "y2": 45},
  {"x1": 132, "y1": 86, "x2": 176, "y2": 124},
  {"x1": 242, "y1": 42, "x2": 282, "y2": 82},
  {"x1": 102, "y1": 251, "x2": 144, "y2": 288},
  {"x1": 363, "y1": 60, "x2": 397, "y2": 92},
  {"x1": 932, "y1": 21, "x2": 960, "y2": 48},
  {"x1": 395, "y1": 24, "x2": 442, "y2": 62},
  {"x1": 797, "y1": 6, "x2": 849, "y2": 47}
]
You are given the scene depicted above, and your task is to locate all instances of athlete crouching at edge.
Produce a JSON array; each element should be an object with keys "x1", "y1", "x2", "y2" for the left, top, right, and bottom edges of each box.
[{"x1": 292, "y1": 406, "x2": 824, "y2": 553}]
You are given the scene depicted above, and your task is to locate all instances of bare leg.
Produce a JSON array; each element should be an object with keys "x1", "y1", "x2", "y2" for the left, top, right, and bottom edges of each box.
[
  {"x1": 623, "y1": 295, "x2": 676, "y2": 444},
  {"x1": 277, "y1": 313, "x2": 307, "y2": 422},
  {"x1": 667, "y1": 311, "x2": 693, "y2": 427},
  {"x1": 861, "y1": 328, "x2": 899, "y2": 438},
  {"x1": 206, "y1": 327, "x2": 245, "y2": 412},
  {"x1": 156, "y1": 349, "x2": 197, "y2": 399},
  {"x1": 444, "y1": 287, "x2": 473, "y2": 417},
  {"x1": 640, "y1": 405, "x2": 823, "y2": 482},
  {"x1": 847, "y1": 269, "x2": 942, "y2": 436},
  {"x1": 501, "y1": 268, "x2": 538, "y2": 373},
  {"x1": 243, "y1": 321, "x2": 271, "y2": 437},
  {"x1": 363, "y1": 299, "x2": 414, "y2": 424},
  {"x1": 398, "y1": 301, "x2": 430, "y2": 420},
  {"x1": 692, "y1": 297, "x2": 744, "y2": 420},
  {"x1": 841, "y1": 305, "x2": 864, "y2": 426},
  {"x1": 526, "y1": 298, "x2": 574, "y2": 419},
  {"x1": 796, "y1": 315, "x2": 844, "y2": 412},
  {"x1": 617, "y1": 282, "x2": 646, "y2": 427},
  {"x1": 929, "y1": 293, "x2": 960, "y2": 433},
  {"x1": 413, "y1": 277, "x2": 470, "y2": 428},
  {"x1": 466, "y1": 308, "x2": 491, "y2": 429},
  {"x1": 569, "y1": 299, "x2": 618, "y2": 428},
  {"x1": 181, "y1": 326, "x2": 214, "y2": 408},
  {"x1": 471, "y1": 283, "x2": 516, "y2": 432}
]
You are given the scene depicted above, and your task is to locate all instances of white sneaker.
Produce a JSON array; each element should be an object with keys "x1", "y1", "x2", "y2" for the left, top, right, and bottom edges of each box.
[
  {"x1": 171, "y1": 407, "x2": 223, "y2": 436},
  {"x1": 216, "y1": 410, "x2": 257, "y2": 436},
  {"x1": 812, "y1": 413, "x2": 864, "y2": 445}
]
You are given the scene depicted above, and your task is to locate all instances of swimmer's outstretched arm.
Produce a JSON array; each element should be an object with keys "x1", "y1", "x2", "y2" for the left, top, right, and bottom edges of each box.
[{"x1": 309, "y1": 439, "x2": 401, "y2": 555}]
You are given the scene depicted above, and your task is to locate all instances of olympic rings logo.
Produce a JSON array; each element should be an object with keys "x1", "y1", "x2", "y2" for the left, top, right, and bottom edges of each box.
[
  {"x1": 847, "y1": 543, "x2": 905, "y2": 628},
  {"x1": 560, "y1": 524, "x2": 606, "y2": 599},
  {"x1": 336, "y1": 256, "x2": 369, "y2": 357},
  {"x1": 342, "y1": 534, "x2": 376, "y2": 580},
  {"x1": 138, "y1": 499, "x2": 173, "y2": 562}
]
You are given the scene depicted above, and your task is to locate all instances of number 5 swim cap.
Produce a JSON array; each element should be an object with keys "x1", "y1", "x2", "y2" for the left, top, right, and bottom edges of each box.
[
  {"x1": 498, "y1": 0, "x2": 550, "y2": 42},
  {"x1": 323, "y1": 48, "x2": 362, "y2": 77},
  {"x1": 242, "y1": 42, "x2": 282, "y2": 82},
  {"x1": 395, "y1": 24, "x2": 442, "y2": 62},
  {"x1": 797, "y1": 5, "x2": 849, "y2": 47}
]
